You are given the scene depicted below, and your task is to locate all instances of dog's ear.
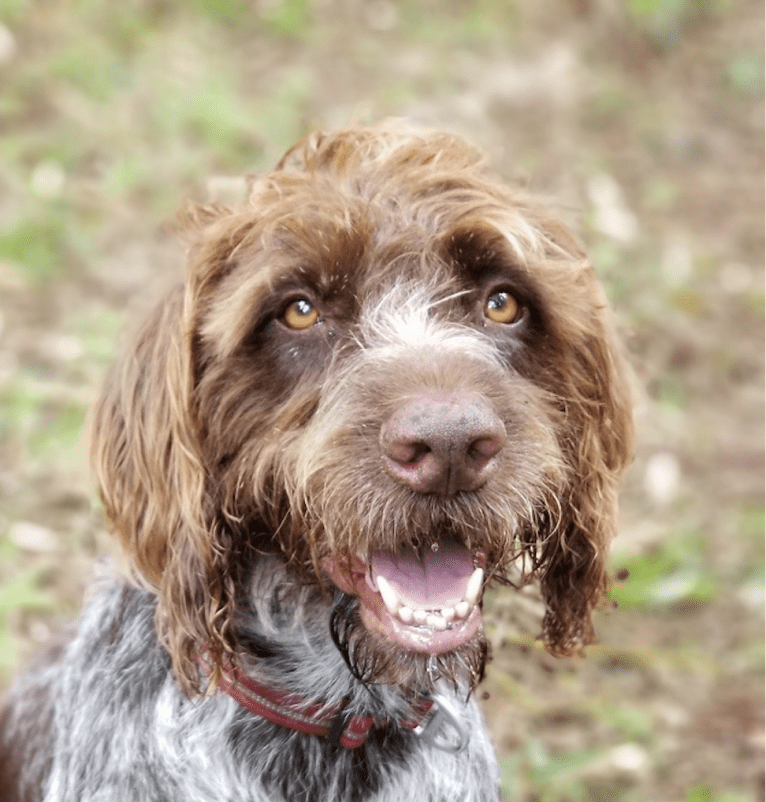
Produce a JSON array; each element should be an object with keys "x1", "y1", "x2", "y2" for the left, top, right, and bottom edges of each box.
[
  {"x1": 88, "y1": 209, "x2": 247, "y2": 695},
  {"x1": 532, "y1": 234, "x2": 634, "y2": 655}
]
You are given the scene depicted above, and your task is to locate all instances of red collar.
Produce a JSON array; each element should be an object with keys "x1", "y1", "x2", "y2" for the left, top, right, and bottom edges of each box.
[{"x1": 199, "y1": 656, "x2": 433, "y2": 750}]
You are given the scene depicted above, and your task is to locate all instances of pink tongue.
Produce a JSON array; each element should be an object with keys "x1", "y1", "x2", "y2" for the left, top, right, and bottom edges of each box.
[{"x1": 370, "y1": 541, "x2": 475, "y2": 608}]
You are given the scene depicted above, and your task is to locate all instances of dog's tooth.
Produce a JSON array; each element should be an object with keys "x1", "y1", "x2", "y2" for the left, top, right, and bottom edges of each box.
[
  {"x1": 376, "y1": 576, "x2": 399, "y2": 615},
  {"x1": 426, "y1": 614, "x2": 447, "y2": 630},
  {"x1": 413, "y1": 609, "x2": 428, "y2": 624},
  {"x1": 455, "y1": 601, "x2": 471, "y2": 619},
  {"x1": 398, "y1": 606, "x2": 414, "y2": 624},
  {"x1": 441, "y1": 607, "x2": 455, "y2": 621},
  {"x1": 465, "y1": 567, "x2": 484, "y2": 606}
]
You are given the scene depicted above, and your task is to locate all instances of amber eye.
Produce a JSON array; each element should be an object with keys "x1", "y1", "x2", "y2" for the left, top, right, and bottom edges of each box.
[
  {"x1": 484, "y1": 290, "x2": 520, "y2": 324},
  {"x1": 282, "y1": 298, "x2": 321, "y2": 330}
]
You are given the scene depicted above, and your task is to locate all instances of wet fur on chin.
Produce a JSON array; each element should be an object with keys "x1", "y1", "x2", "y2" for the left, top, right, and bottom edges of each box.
[{"x1": 329, "y1": 593, "x2": 489, "y2": 695}]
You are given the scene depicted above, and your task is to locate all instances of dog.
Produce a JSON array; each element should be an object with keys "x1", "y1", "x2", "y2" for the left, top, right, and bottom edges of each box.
[{"x1": 0, "y1": 124, "x2": 633, "y2": 801}]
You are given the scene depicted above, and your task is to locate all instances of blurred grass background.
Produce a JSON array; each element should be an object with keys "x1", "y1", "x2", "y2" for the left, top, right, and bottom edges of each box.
[{"x1": 0, "y1": 1, "x2": 763, "y2": 800}]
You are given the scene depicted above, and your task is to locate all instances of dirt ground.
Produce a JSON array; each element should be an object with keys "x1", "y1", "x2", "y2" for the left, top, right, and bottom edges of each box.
[{"x1": 0, "y1": 2, "x2": 763, "y2": 800}]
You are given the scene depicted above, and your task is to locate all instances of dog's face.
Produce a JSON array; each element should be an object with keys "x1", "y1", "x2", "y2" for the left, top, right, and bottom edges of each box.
[{"x1": 90, "y1": 126, "x2": 633, "y2": 694}]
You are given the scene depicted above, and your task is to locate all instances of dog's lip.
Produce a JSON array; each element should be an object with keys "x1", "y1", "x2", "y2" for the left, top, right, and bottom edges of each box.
[{"x1": 322, "y1": 544, "x2": 486, "y2": 655}]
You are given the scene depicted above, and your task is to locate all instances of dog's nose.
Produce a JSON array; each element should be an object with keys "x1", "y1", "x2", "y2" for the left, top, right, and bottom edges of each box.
[{"x1": 380, "y1": 393, "x2": 506, "y2": 495}]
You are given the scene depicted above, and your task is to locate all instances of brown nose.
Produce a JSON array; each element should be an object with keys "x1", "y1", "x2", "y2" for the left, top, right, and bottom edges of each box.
[{"x1": 380, "y1": 393, "x2": 506, "y2": 495}]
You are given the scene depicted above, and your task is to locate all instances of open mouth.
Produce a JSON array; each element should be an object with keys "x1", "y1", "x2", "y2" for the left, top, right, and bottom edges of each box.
[{"x1": 323, "y1": 538, "x2": 485, "y2": 654}]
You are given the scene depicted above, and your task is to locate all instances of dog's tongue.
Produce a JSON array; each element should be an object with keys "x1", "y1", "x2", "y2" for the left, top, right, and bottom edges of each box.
[{"x1": 370, "y1": 541, "x2": 475, "y2": 608}]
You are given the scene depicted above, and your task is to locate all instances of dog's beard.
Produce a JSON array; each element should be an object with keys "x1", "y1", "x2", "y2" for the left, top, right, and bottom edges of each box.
[{"x1": 329, "y1": 593, "x2": 488, "y2": 697}]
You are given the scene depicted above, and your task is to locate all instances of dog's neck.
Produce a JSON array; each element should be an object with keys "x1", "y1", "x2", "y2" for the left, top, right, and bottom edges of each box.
[{"x1": 200, "y1": 652, "x2": 437, "y2": 749}]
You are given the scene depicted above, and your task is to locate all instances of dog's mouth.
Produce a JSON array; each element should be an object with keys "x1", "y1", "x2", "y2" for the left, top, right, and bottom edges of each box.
[{"x1": 323, "y1": 539, "x2": 485, "y2": 655}]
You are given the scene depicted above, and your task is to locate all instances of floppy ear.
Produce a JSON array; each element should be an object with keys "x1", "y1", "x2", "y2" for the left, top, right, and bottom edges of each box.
[
  {"x1": 536, "y1": 271, "x2": 633, "y2": 655},
  {"x1": 514, "y1": 210, "x2": 634, "y2": 654},
  {"x1": 88, "y1": 203, "x2": 242, "y2": 695}
]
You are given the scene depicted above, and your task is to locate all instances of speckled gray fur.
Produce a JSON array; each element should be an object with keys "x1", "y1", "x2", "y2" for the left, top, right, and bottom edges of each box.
[{"x1": 0, "y1": 564, "x2": 499, "y2": 802}]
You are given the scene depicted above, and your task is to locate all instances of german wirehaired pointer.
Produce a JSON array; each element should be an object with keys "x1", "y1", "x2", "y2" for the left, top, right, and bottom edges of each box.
[{"x1": 0, "y1": 125, "x2": 633, "y2": 801}]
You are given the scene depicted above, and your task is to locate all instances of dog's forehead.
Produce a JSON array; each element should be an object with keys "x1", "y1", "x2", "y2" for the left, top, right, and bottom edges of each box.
[
  {"x1": 232, "y1": 199, "x2": 528, "y2": 294},
  {"x1": 198, "y1": 136, "x2": 589, "y2": 358}
]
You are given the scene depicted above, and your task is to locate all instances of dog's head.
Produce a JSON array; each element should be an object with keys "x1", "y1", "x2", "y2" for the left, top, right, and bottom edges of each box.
[{"x1": 89, "y1": 125, "x2": 633, "y2": 694}]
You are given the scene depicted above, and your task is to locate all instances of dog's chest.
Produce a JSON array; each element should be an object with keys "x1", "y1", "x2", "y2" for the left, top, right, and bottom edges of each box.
[{"x1": 179, "y1": 702, "x2": 496, "y2": 802}]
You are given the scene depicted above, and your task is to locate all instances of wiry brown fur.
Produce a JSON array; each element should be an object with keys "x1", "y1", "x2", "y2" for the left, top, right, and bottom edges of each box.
[{"x1": 89, "y1": 124, "x2": 633, "y2": 698}]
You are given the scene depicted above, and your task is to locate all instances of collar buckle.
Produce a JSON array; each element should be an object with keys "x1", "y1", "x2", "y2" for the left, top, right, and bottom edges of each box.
[{"x1": 411, "y1": 691, "x2": 470, "y2": 754}]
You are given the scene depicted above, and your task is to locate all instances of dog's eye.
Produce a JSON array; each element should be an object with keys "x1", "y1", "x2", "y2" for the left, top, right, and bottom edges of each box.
[
  {"x1": 282, "y1": 299, "x2": 321, "y2": 330},
  {"x1": 484, "y1": 291, "x2": 520, "y2": 325}
]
